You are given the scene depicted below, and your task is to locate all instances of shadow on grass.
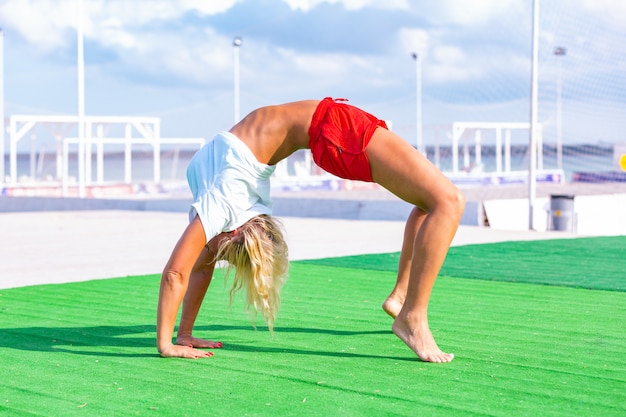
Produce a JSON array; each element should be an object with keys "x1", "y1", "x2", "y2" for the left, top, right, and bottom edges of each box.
[
  {"x1": 0, "y1": 324, "x2": 413, "y2": 361},
  {"x1": 0, "y1": 324, "x2": 156, "y2": 358},
  {"x1": 196, "y1": 324, "x2": 391, "y2": 336},
  {"x1": 221, "y1": 342, "x2": 415, "y2": 362}
]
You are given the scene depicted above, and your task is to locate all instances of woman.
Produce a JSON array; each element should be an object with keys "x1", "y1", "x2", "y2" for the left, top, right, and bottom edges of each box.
[{"x1": 157, "y1": 98, "x2": 465, "y2": 363}]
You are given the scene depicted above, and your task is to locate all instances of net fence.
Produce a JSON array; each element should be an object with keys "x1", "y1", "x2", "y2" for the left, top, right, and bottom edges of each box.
[{"x1": 3, "y1": 0, "x2": 625, "y2": 192}]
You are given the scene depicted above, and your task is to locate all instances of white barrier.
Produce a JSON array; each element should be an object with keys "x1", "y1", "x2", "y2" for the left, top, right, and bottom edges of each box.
[{"x1": 483, "y1": 193, "x2": 626, "y2": 235}]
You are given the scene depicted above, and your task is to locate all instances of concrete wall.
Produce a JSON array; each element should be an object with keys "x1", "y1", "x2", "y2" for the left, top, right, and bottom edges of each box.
[
  {"x1": 483, "y1": 193, "x2": 626, "y2": 235},
  {"x1": 3, "y1": 193, "x2": 622, "y2": 236},
  {"x1": 0, "y1": 196, "x2": 191, "y2": 213},
  {"x1": 0, "y1": 195, "x2": 483, "y2": 226}
]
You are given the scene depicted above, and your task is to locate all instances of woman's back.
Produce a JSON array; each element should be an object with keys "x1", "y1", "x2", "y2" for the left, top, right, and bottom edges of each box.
[{"x1": 229, "y1": 99, "x2": 319, "y2": 165}]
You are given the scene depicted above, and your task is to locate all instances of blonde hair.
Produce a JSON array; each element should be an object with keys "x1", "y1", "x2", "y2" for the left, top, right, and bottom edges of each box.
[{"x1": 216, "y1": 215, "x2": 289, "y2": 330}]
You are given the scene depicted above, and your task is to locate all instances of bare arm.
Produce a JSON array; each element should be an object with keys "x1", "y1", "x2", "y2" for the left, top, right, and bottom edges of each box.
[
  {"x1": 156, "y1": 216, "x2": 212, "y2": 359},
  {"x1": 176, "y1": 239, "x2": 224, "y2": 349}
]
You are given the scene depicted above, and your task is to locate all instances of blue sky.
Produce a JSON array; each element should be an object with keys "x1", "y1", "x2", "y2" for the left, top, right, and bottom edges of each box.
[{"x1": 1, "y1": 0, "x2": 625, "y2": 147}]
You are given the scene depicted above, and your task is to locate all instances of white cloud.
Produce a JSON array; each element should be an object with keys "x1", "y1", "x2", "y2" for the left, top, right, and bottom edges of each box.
[
  {"x1": 428, "y1": 46, "x2": 484, "y2": 83},
  {"x1": 427, "y1": 0, "x2": 527, "y2": 27},
  {"x1": 397, "y1": 27, "x2": 430, "y2": 57},
  {"x1": 88, "y1": 0, "x2": 239, "y2": 26},
  {"x1": 95, "y1": 17, "x2": 138, "y2": 49},
  {"x1": 243, "y1": 39, "x2": 376, "y2": 86},
  {"x1": 432, "y1": 45, "x2": 466, "y2": 65},
  {"x1": 579, "y1": 0, "x2": 626, "y2": 29},
  {"x1": 0, "y1": 0, "x2": 242, "y2": 85},
  {"x1": 102, "y1": 27, "x2": 233, "y2": 86},
  {"x1": 180, "y1": 0, "x2": 240, "y2": 15},
  {"x1": 1, "y1": 0, "x2": 623, "y2": 141},
  {"x1": 397, "y1": 28, "x2": 483, "y2": 84},
  {"x1": 281, "y1": 0, "x2": 409, "y2": 12},
  {"x1": 0, "y1": 0, "x2": 76, "y2": 50},
  {"x1": 0, "y1": 0, "x2": 240, "y2": 51}
]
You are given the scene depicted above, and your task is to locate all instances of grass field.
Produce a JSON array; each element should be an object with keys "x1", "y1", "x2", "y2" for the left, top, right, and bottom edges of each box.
[{"x1": 1, "y1": 237, "x2": 624, "y2": 416}]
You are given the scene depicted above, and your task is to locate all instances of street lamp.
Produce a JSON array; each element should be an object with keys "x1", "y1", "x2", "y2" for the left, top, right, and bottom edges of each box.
[
  {"x1": 0, "y1": 28, "x2": 4, "y2": 184},
  {"x1": 233, "y1": 36, "x2": 242, "y2": 124},
  {"x1": 77, "y1": 0, "x2": 86, "y2": 198},
  {"x1": 554, "y1": 46, "x2": 567, "y2": 171},
  {"x1": 412, "y1": 52, "x2": 423, "y2": 154},
  {"x1": 528, "y1": 0, "x2": 539, "y2": 231}
]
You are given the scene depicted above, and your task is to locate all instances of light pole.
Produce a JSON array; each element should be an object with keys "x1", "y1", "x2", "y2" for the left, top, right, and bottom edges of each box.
[
  {"x1": 233, "y1": 36, "x2": 242, "y2": 125},
  {"x1": 412, "y1": 52, "x2": 423, "y2": 154},
  {"x1": 0, "y1": 28, "x2": 4, "y2": 184},
  {"x1": 554, "y1": 46, "x2": 566, "y2": 171},
  {"x1": 77, "y1": 0, "x2": 86, "y2": 198},
  {"x1": 528, "y1": 0, "x2": 539, "y2": 231}
]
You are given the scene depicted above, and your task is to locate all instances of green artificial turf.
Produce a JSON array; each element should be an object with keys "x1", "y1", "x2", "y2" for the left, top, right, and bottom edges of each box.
[
  {"x1": 0, "y1": 238, "x2": 625, "y2": 416},
  {"x1": 299, "y1": 236, "x2": 626, "y2": 291}
]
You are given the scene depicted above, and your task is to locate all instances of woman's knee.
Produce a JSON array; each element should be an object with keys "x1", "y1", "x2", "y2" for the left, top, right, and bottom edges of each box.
[
  {"x1": 434, "y1": 186, "x2": 465, "y2": 220},
  {"x1": 447, "y1": 188, "x2": 466, "y2": 219}
]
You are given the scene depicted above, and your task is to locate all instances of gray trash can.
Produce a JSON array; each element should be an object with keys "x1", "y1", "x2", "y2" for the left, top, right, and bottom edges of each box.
[{"x1": 550, "y1": 194, "x2": 575, "y2": 231}]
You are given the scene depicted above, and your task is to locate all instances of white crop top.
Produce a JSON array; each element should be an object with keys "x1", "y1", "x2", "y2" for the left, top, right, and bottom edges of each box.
[{"x1": 186, "y1": 131, "x2": 276, "y2": 242}]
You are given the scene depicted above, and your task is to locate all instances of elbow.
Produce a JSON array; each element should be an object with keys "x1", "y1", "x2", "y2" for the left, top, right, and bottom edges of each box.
[{"x1": 161, "y1": 268, "x2": 186, "y2": 291}]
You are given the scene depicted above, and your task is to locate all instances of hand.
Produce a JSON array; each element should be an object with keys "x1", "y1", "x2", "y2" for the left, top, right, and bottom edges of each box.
[
  {"x1": 177, "y1": 335, "x2": 223, "y2": 350},
  {"x1": 158, "y1": 343, "x2": 213, "y2": 359}
]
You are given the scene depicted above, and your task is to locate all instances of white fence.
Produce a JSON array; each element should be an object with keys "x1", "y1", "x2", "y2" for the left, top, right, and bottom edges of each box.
[{"x1": 2, "y1": 114, "x2": 205, "y2": 197}]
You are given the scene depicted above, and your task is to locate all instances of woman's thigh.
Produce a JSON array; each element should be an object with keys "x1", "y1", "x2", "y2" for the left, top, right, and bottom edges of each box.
[{"x1": 365, "y1": 128, "x2": 459, "y2": 211}]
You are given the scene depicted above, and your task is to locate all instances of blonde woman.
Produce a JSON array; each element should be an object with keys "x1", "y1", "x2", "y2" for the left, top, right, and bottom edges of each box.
[{"x1": 156, "y1": 98, "x2": 465, "y2": 363}]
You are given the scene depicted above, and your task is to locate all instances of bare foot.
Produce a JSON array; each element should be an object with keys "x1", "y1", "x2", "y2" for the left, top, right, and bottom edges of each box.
[
  {"x1": 382, "y1": 296, "x2": 404, "y2": 318},
  {"x1": 158, "y1": 343, "x2": 213, "y2": 359},
  {"x1": 392, "y1": 314, "x2": 454, "y2": 363},
  {"x1": 177, "y1": 335, "x2": 223, "y2": 349}
]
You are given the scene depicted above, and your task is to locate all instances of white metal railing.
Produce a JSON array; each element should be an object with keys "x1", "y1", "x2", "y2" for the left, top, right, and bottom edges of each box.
[
  {"x1": 5, "y1": 114, "x2": 160, "y2": 186},
  {"x1": 62, "y1": 137, "x2": 205, "y2": 196},
  {"x1": 451, "y1": 122, "x2": 542, "y2": 173}
]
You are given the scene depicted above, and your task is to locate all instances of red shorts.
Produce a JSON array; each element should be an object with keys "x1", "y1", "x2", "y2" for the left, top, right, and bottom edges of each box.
[{"x1": 308, "y1": 97, "x2": 388, "y2": 182}]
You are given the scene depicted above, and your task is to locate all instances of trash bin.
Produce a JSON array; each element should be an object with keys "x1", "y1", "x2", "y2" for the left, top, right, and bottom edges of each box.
[{"x1": 550, "y1": 194, "x2": 575, "y2": 231}]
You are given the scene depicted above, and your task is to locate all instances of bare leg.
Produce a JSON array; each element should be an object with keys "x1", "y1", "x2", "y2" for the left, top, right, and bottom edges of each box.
[
  {"x1": 176, "y1": 246, "x2": 223, "y2": 349},
  {"x1": 382, "y1": 206, "x2": 426, "y2": 318},
  {"x1": 366, "y1": 128, "x2": 465, "y2": 363}
]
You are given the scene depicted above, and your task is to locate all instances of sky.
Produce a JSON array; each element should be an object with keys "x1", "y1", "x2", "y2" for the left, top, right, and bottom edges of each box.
[{"x1": 1, "y1": 0, "x2": 625, "y2": 150}]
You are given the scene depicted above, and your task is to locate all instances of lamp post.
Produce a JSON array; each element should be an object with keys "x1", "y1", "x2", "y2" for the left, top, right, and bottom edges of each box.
[
  {"x1": 528, "y1": 0, "x2": 539, "y2": 231},
  {"x1": 0, "y1": 28, "x2": 4, "y2": 184},
  {"x1": 77, "y1": 0, "x2": 86, "y2": 198},
  {"x1": 233, "y1": 36, "x2": 242, "y2": 124},
  {"x1": 412, "y1": 52, "x2": 423, "y2": 154},
  {"x1": 554, "y1": 46, "x2": 566, "y2": 171}
]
